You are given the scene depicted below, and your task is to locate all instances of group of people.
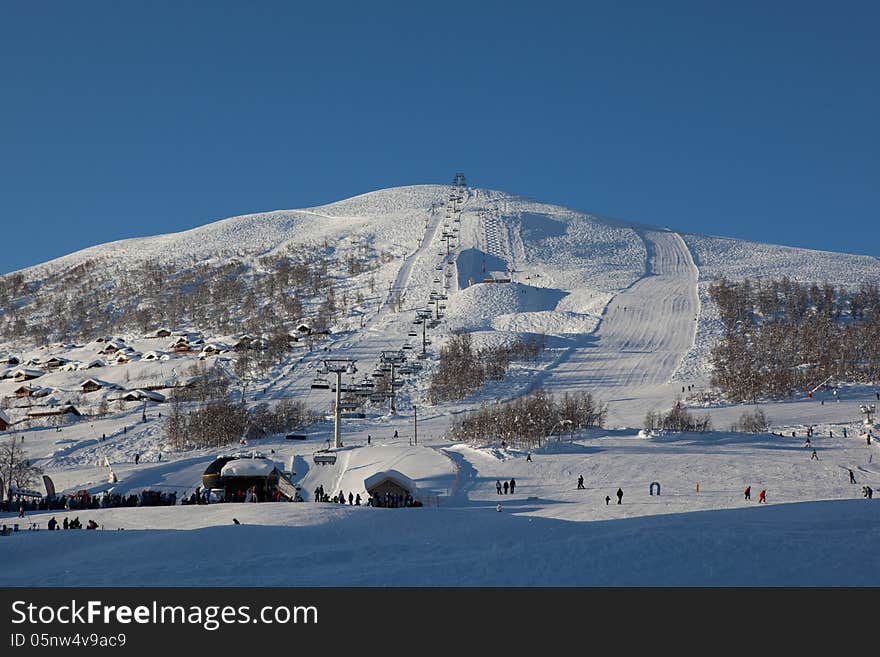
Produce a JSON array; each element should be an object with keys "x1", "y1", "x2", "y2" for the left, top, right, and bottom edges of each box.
[
  {"x1": 743, "y1": 486, "x2": 767, "y2": 503},
  {"x1": 603, "y1": 488, "x2": 624, "y2": 505},
  {"x1": 310, "y1": 483, "x2": 421, "y2": 508},
  {"x1": 368, "y1": 491, "x2": 421, "y2": 508},
  {"x1": 1, "y1": 516, "x2": 99, "y2": 534},
  {"x1": 495, "y1": 479, "x2": 516, "y2": 495},
  {"x1": 312, "y1": 485, "x2": 361, "y2": 506}
]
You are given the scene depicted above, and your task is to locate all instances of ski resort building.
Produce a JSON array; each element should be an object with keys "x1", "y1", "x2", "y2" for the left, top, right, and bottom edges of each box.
[
  {"x1": 201, "y1": 452, "x2": 299, "y2": 502},
  {"x1": 364, "y1": 470, "x2": 419, "y2": 502}
]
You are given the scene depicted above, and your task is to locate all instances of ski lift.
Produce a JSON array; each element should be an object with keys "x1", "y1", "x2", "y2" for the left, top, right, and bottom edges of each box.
[
  {"x1": 310, "y1": 377, "x2": 330, "y2": 390},
  {"x1": 408, "y1": 330, "x2": 418, "y2": 337}
]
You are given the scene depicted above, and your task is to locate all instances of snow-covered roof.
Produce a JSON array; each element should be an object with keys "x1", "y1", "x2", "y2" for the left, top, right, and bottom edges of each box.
[
  {"x1": 85, "y1": 358, "x2": 106, "y2": 368},
  {"x1": 14, "y1": 368, "x2": 45, "y2": 378},
  {"x1": 0, "y1": 409, "x2": 13, "y2": 425},
  {"x1": 80, "y1": 378, "x2": 114, "y2": 390},
  {"x1": 364, "y1": 469, "x2": 419, "y2": 494},
  {"x1": 132, "y1": 389, "x2": 166, "y2": 402},
  {"x1": 220, "y1": 458, "x2": 276, "y2": 478}
]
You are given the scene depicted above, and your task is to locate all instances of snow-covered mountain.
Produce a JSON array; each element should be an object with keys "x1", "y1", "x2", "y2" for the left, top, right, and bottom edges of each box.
[{"x1": 3, "y1": 183, "x2": 880, "y2": 587}]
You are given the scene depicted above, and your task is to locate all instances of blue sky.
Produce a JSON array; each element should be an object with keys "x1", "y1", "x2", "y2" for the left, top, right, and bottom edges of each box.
[{"x1": 1, "y1": 1, "x2": 877, "y2": 273}]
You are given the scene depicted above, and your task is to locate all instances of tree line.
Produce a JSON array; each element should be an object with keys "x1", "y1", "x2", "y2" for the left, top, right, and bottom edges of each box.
[
  {"x1": 709, "y1": 278, "x2": 880, "y2": 401},
  {"x1": 428, "y1": 332, "x2": 546, "y2": 403},
  {"x1": 448, "y1": 389, "x2": 606, "y2": 448}
]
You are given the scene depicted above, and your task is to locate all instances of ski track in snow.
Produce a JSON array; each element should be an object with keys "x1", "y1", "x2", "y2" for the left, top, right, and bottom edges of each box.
[{"x1": 534, "y1": 230, "x2": 699, "y2": 426}]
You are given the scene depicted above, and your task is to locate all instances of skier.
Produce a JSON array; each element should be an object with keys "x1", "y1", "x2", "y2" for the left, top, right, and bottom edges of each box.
[
  {"x1": 393, "y1": 429, "x2": 398, "y2": 439},
  {"x1": 758, "y1": 489, "x2": 766, "y2": 504},
  {"x1": 849, "y1": 469, "x2": 856, "y2": 484},
  {"x1": 804, "y1": 437, "x2": 811, "y2": 448},
  {"x1": 503, "y1": 481, "x2": 509, "y2": 495},
  {"x1": 616, "y1": 488, "x2": 623, "y2": 505},
  {"x1": 744, "y1": 486, "x2": 751, "y2": 500},
  {"x1": 526, "y1": 452, "x2": 532, "y2": 462},
  {"x1": 510, "y1": 478, "x2": 516, "y2": 494},
  {"x1": 496, "y1": 480, "x2": 503, "y2": 495},
  {"x1": 577, "y1": 475, "x2": 585, "y2": 489},
  {"x1": 811, "y1": 449, "x2": 819, "y2": 460}
]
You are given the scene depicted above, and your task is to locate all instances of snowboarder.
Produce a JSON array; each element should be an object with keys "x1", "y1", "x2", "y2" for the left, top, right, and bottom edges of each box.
[
  {"x1": 605, "y1": 495, "x2": 610, "y2": 505},
  {"x1": 758, "y1": 489, "x2": 766, "y2": 504},
  {"x1": 496, "y1": 480, "x2": 502, "y2": 495},
  {"x1": 811, "y1": 449, "x2": 819, "y2": 461},
  {"x1": 510, "y1": 478, "x2": 516, "y2": 494},
  {"x1": 744, "y1": 486, "x2": 751, "y2": 500},
  {"x1": 616, "y1": 488, "x2": 623, "y2": 504},
  {"x1": 849, "y1": 469, "x2": 856, "y2": 484},
  {"x1": 577, "y1": 475, "x2": 585, "y2": 489},
  {"x1": 503, "y1": 481, "x2": 509, "y2": 495}
]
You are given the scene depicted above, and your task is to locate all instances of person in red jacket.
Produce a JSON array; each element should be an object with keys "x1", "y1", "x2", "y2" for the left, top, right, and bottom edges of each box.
[{"x1": 758, "y1": 489, "x2": 766, "y2": 504}]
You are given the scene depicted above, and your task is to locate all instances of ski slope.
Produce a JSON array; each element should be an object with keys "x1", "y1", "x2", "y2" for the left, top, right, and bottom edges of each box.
[{"x1": 535, "y1": 230, "x2": 699, "y2": 426}]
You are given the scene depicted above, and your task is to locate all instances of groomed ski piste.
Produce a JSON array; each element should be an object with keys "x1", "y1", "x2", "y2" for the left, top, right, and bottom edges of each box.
[{"x1": 2, "y1": 184, "x2": 880, "y2": 586}]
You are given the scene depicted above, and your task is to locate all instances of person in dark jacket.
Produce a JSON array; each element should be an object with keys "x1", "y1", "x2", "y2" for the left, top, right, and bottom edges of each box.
[
  {"x1": 616, "y1": 488, "x2": 623, "y2": 504},
  {"x1": 509, "y1": 479, "x2": 516, "y2": 494},
  {"x1": 503, "y1": 481, "x2": 509, "y2": 495},
  {"x1": 577, "y1": 475, "x2": 585, "y2": 489},
  {"x1": 47, "y1": 517, "x2": 57, "y2": 531},
  {"x1": 605, "y1": 495, "x2": 610, "y2": 505},
  {"x1": 849, "y1": 469, "x2": 857, "y2": 484},
  {"x1": 496, "y1": 480, "x2": 502, "y2": 495},
  {"x1": 744, "y1": 486, "x2": 751, "y2": 500}
]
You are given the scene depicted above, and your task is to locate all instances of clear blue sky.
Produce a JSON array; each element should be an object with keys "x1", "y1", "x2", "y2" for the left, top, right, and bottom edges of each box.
[{"x1": 1, "y1": 1, "x2": 877, "y2": 273}]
